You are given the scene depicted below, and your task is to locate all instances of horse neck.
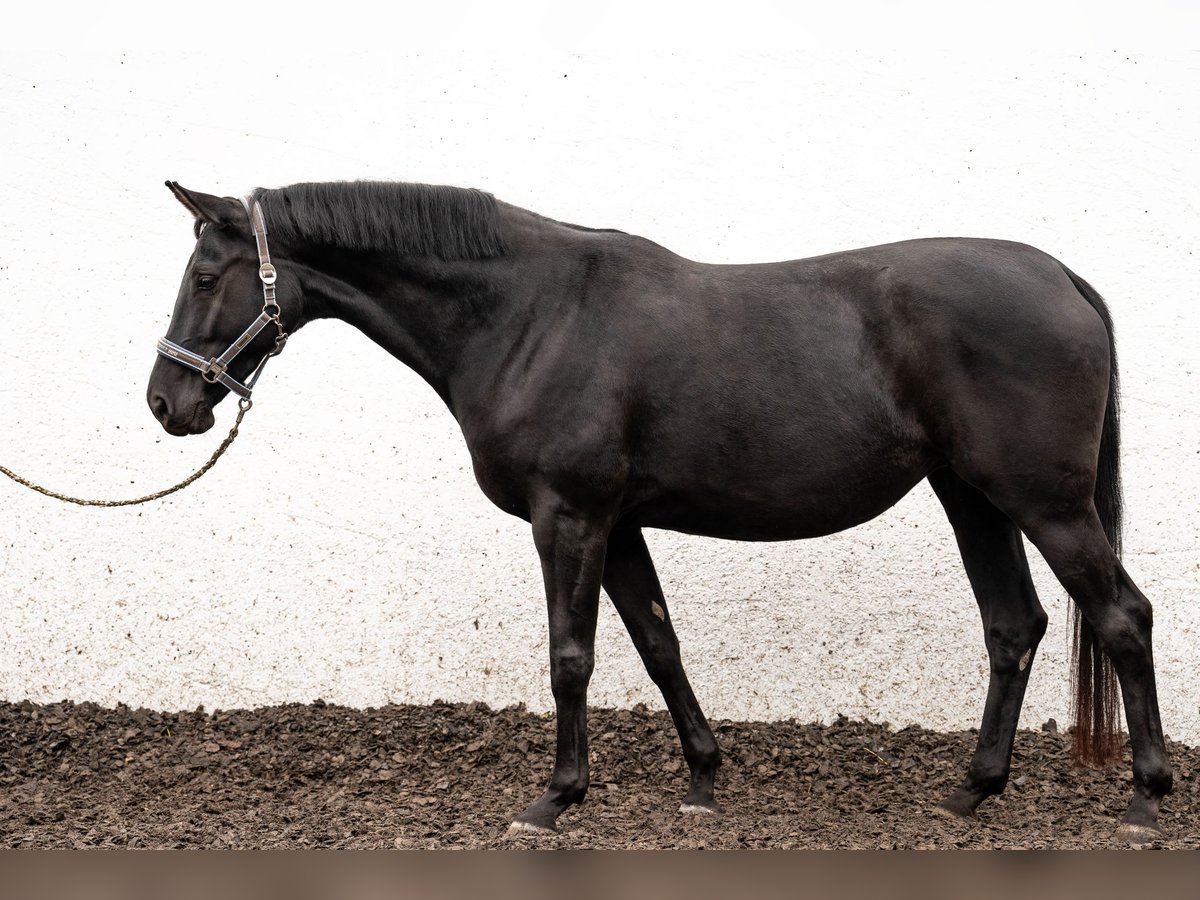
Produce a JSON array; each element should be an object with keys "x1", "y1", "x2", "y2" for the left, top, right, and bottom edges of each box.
[{"x1": 287, "y1": 216, "x2": 544, "y2": 412}]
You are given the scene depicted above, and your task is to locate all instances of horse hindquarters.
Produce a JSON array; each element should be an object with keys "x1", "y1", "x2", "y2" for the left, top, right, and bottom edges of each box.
[{"x1": 936, "y1": 263, "x2": 1171, "y2": 836}]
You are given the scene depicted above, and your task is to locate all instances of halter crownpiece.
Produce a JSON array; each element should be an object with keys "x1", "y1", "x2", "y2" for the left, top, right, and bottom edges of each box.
[{"x1": 156, "y1": 196, "x2": 288, "y2": 406}]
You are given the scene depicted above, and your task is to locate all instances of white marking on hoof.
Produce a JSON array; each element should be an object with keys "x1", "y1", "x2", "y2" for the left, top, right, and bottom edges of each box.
[
  {"x1": 507, "y1": 821, "x2": 556, "y2": 837},
  {"x1": 1018, "y1": 648, "x2": 1032, "y2": 671},
  {"x1": 1116, "y1": 823, "x2": 1162, "y2": 845},
  {"x1": 651, "y1": 601, "x2": 666, "y2": 621},
  {"x1": 679, "y1": 802, "x2": 719, "y2": 816}
]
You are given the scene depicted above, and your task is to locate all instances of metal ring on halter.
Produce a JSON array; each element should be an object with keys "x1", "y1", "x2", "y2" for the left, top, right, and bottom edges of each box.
[{"x1": 202, "y1": 359, "x2": 227, "y2": 383}]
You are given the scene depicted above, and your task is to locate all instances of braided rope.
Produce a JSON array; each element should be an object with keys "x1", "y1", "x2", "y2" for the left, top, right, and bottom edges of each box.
[{"x1": 0, "y1": 403, "x2": 250, "y2": 507}]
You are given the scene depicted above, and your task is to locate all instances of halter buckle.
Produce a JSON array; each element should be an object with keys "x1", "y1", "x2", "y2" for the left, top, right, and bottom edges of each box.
[
  {"x1": 202, "y1": 359, "x2": 227, "y2": 383},
  {"x1": 259, "y1": 263, "x2": 277, "y2": 285}
]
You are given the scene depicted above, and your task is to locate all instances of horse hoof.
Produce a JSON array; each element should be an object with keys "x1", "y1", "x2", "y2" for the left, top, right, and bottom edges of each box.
[
  {"x1": 932, "y1": 802, "x2": 972, "y2": 821},
  {"x1": 506, "y1": 820, "x2": 557, "y2": 837},
  {"x1": 1116, "y1": 823, "x2": 1163, "y2": 845},
  {"x1": 679, "y1": 801, "x2": 721, "y2": 816}
]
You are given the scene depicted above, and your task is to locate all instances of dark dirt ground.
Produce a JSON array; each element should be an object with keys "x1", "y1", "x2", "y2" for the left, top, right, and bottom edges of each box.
[{"x1": 1, "y1": 699, "x2": 1196, "y2": 849}]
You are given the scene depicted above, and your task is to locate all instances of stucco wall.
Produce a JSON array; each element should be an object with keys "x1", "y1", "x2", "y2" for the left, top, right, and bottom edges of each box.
[{"x1": 2, "y1": 46, "x2": 1198, "y2": 743}]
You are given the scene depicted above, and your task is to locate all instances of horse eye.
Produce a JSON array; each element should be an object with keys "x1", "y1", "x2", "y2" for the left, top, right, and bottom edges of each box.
[{"x1": 196, "y1": 275, "x2": 217, "y2": 291}]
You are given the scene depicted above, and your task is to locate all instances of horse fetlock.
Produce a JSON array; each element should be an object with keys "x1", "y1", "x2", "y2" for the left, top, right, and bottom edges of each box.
[
  {"x1": 965, "y1": 767, "x2": 1010, "y2": 798},
  {"x1": 547, "y1": 776, "x2": 589, "y2": 807},
  {"x1": 938, "y1": 767, "x2": 1007, "y2": 817},
  {"x1": 1133, "y1": 763, "x2": 1173, "y2": 799},
  {"x1": 687, "y1": 743, "x2": 721, "y2": 775},
  {"x1": 514, "y1": 781, "x2": 585, "y2": 832}
]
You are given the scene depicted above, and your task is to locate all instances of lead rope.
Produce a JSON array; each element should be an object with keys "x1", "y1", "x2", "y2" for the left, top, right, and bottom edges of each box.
[{"x1": 0, "y1": 400, "x2": 250, "y2": 507}]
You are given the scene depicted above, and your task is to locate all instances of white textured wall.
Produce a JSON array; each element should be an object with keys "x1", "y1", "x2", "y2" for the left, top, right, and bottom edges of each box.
[{"x1": 2, "y1": 41, "x2": 1198, "y2": 743}]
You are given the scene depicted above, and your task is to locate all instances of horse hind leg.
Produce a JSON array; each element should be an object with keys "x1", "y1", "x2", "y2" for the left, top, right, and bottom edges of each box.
[
  {"x1": 602, "y1": 527, "x2": 722, "y2": 814},
  {"x1": 928, "y1": 469, "x2": 1049, "y2": 818},
  {"x1": 1015, "y1": 507, "x2": 1172, "y2": 839}
]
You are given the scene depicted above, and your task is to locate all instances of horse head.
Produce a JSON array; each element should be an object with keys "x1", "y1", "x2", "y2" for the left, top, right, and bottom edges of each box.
[{"x1": 147, "y1": 182, "x2": 291, "y2": 436}]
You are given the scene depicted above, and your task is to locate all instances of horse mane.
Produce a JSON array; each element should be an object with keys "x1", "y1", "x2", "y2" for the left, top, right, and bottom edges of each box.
[{"x1": 251, "y1": 181, "x2": 506, "y2": 261}]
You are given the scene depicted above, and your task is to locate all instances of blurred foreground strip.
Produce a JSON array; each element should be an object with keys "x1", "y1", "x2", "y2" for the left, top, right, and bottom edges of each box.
[{"x1": 0, "y1": 850, "x2": 1184, "y2": 900}]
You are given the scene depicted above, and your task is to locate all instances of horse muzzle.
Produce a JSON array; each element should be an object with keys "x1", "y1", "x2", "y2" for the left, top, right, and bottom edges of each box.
[{"x1": 149, "y1": 393, "x2": 216, "y2": 436}]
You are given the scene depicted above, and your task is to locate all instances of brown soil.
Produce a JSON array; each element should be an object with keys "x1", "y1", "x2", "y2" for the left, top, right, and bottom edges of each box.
[{"x1": 1, "y1": 699, "x2": 1195, "y2": 848}]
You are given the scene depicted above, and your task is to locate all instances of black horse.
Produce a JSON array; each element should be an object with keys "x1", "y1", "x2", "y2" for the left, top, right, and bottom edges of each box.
[{"x1": 148, "y1": 180, "x2": 1171, "y2": 841}]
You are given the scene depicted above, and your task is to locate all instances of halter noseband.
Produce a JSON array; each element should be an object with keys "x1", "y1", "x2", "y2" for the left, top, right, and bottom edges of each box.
[{"x1": 156, "y1": 197, "x2": 288, "y2": 407}]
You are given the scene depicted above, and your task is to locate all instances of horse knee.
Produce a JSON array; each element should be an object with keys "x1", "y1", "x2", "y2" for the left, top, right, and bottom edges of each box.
[{"x1": 550, "y1": 645, "x2": 594, "y2": 696}]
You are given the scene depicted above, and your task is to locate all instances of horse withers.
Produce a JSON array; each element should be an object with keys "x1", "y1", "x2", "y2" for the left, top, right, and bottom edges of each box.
[{"x1": 147, "y1": 180, "x2": 1172, "y2": 841}]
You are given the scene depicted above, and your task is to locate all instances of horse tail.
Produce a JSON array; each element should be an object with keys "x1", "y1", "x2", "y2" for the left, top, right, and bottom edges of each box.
[{"x1": 1061, "y1": 263, "x2": 1123, "y2": 767}]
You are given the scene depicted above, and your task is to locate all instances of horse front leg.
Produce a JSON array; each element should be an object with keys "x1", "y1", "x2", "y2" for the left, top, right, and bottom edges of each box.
[{"x1": 508, "y1": 501, "x2": 611, "y2": 834}]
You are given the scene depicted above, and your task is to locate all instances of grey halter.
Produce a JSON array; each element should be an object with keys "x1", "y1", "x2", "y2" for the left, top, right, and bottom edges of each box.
[{"x1": 156, "y1": 197, "x2": 288, "y2": 406}]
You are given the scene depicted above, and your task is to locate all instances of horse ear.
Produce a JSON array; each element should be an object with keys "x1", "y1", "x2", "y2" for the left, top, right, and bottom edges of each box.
[{"x1": 165, "y1": 181, "x2": 243, "y2": 227}]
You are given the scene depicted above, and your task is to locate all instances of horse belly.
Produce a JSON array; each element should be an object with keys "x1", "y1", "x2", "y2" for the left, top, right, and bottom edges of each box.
[{"x1": 624, "y1": 426, "x2": 935, "y2": 541}]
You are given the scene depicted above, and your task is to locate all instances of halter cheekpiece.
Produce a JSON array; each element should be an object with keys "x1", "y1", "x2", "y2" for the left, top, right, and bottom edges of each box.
[{"x1": 156, "y1": 197, "x2": 288, "y2": 407}]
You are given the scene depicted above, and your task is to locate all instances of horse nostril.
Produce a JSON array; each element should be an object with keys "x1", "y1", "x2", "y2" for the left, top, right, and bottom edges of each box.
[{"x1": 149, "y1": 393, "x2": 170, "y2": 423}]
